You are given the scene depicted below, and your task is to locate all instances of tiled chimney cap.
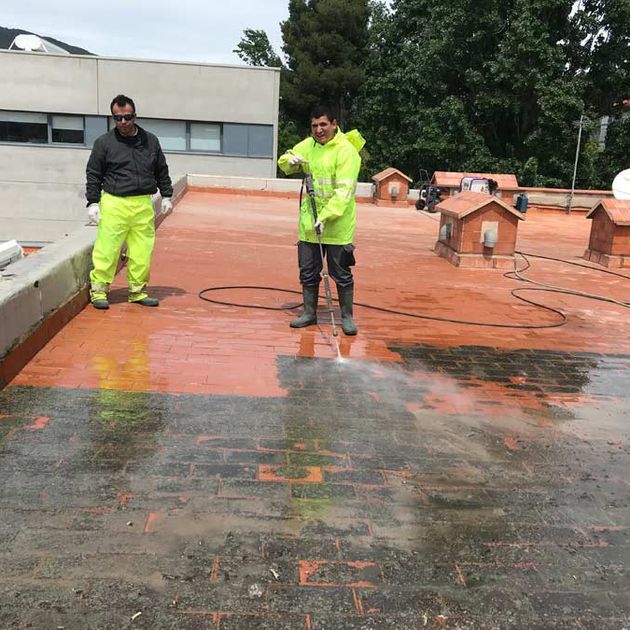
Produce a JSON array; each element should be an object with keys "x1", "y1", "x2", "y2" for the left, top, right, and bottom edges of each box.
[
  {"x1": 372, "y1": 167, "x2": 412, "y2": 183},
  {"x1": 432, "y1": 171, "x2": 518, "y2": 188},
  {"x1": 436, "y1": 191, "x2": 525, "y2": 220},
  {"x1": 586, "y1": 198, "x2": 630, "y2": 226}
]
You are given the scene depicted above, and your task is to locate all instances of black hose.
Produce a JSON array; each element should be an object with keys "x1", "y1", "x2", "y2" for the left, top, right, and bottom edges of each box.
[
  {"x1": 198, "y1": 284, "x2": 567, "y2": 329},
  {"x1": 198, "y1": 286, "x2": 302, "y2": 311},
  {"x1": 509, "y1": 252, "x2": 630, "y2": 309},
  {"x1": 516, "y1": 250, "x2": 630, "y2": 281},
  {"x1": 198, "y1": 251, "x2": 630, "y2": 330}
]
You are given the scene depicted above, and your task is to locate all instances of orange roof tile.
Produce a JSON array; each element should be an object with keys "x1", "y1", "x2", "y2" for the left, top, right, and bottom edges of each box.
[
  {"x1": 13, "y1": 189, "x2": 630, "y2": 399},
  {"x1": 372, "y1": 167, "x2": 413, "y2": 183},
  {"x1": 586, "y1": 198, "x2": 630, "y2": 225},
  {"x1": 436, "y1": 191, "x2": 525, "y2": 220},
  {"x1": 432, "y1": 171, "x2": 519, "y2": 189}
]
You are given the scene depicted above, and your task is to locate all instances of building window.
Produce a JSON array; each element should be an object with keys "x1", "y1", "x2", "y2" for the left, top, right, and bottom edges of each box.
[
  {"x1": 0, "y1": 111, "x2": 48, "y2": 144},
  {"x1": 141, "y1": 118, "x2": 187, "y2": 151},
  {"x1": 222, "y1": 123, "x2": 273, "y2": 158},
  {"x1": 247, "y1": 124, "x2": 274, "y2": 158},
  {"x1": 190, "y1": 122, "x2": 221, "y2": 152},
  {"x1": 51, "y1": 115, "x2": 85, "y2": 144},
  {"x1": 85, "y1": 116, "x2": 108, "y2": 147},
  {"x1": 0, "y1": 110, "x2": 273, "y2": 158}
]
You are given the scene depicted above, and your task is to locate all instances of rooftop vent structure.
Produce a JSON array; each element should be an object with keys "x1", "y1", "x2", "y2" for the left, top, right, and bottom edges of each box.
[{"x1": 433, "y1": 191, "x2": 525, "y2": 269}]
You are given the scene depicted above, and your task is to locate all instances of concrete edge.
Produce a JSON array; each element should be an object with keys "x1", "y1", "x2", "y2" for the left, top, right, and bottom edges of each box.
[
  {"x1": 185, "y1": 174, "x2": 610, "y2": 211},
  {"x1": 0, "y1": 174, "x2": 187, "y2": 386},
  {"x1": 186, "y1": 174, "x2": 375, "y2": 200}
]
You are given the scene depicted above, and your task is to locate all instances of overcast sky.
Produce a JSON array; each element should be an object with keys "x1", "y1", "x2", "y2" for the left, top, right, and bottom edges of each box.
[{"x1": 3, "y1": 0, "x2": 289, "y2": 64}]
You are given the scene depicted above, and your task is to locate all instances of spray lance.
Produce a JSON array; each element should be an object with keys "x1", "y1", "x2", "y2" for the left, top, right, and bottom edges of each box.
[{"x1": 304, "y1": 173, "x2": 339, "y2": 337}]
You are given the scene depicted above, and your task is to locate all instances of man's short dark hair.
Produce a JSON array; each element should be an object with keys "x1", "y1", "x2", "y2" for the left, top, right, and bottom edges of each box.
[
  {"x1": 110, "y1": 94, "x2": 136, "y2": 114},
  {"x1": 310, "y1": 105, "x2": 337, "y2": 122}
]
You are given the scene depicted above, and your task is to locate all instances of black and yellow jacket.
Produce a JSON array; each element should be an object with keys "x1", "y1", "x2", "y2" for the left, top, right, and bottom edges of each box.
[{"x1": 86, "y1": 126, "x2": 173, "y2": 204}]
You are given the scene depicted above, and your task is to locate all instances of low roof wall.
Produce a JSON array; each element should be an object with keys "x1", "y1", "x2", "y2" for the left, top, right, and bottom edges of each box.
[
  {"x1": 0, "y1": 176, "x2": 186, "y2": 388},
  {"x1": 187, "y1": 174, "x2": 374, "y2": 201},
  {"x1": 0, "y1": 227, "x2": 94, "y2": 386},
  {"x1": 407, "y1": 186, "x2": 612, "y2": 211}
]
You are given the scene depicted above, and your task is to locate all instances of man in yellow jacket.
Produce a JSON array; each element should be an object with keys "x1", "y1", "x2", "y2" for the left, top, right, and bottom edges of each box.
[{"x1": 278, "y1": 105, "x2": 365, "y2": 335}]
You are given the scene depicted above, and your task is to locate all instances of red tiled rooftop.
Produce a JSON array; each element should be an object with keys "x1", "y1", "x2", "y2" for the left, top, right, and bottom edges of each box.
[
  {"x1": 433, "y1": 171, "x2": 518, "y2": 188},
  {"x1": 9, "y1": 190, "x2": 630, "y2": 397},
  {"x1": 372, "y1": 167, "x2": 412, "y2": 183},
  {"x1": 586, "y1": 198, "x2": 630, "y2": 225},
  {"x1": 435, "y1": 191, "x2": 525, "y2": 219}
]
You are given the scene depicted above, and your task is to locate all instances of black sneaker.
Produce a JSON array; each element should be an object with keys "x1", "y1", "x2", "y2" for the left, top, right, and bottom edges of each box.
[{"x1": 91, "y1": 299, "x2": 110, "y2": 310}]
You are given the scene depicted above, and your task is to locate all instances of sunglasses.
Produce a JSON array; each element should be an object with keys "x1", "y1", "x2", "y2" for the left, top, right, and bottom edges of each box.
[{"x1": 113, "y1": 113, "x2": 135, "y2": 122}]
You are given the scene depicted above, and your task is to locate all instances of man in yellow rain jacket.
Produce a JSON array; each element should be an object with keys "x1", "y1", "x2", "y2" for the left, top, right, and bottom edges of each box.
[
  {"x1": 85, "y1": 94, "x2": 173, "y2": 310},
  {"x1": 278, "y1": 105, "x2": 365, "y2": 335}
]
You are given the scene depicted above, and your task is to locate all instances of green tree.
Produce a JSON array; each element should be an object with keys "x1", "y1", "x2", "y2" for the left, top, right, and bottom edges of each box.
[
  {"x1": 235, "y1": 2, "x2": 369, "y2": 167},
  {"x1": 596, "y1": 116, "x2": 630, "y2": 188},
  {"x1": 233, "y1": 28, "x2": 282, "y2": 67},
  {"x1": 357, "y1": 0, "x2": 510, "y2": 179},
  {"x1": 358, "y1": 0, "x2": 587, "y2": 185},
  {"x1": 578, "y1": 0, "x2": 630, "y2": 114},
  {"x1": 281, "y1": 0, "x2": 370, "y2": 132},
  {"x1": 236, "y1": 0, "x2": 629, "y2": 188},
  {"x1": 577, "y1": 0, "x2": 630, "y2": 188}
]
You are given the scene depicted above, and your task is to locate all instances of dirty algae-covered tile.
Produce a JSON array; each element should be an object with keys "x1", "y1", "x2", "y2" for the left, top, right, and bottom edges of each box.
[
  {"x1": 3, "y1": 254, "x2": 630, "y2": 630},
  {"x1": 218, "y1": 613, "x2": 308, "y2": 629}
]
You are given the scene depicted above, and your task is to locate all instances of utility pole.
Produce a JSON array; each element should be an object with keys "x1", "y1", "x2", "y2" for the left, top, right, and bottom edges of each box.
[{"x1": 567, "y1": 114, "x2": 584, "y2": 214}]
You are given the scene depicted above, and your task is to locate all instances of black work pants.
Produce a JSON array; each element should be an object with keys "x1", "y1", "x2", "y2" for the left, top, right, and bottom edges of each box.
[{"x1": 297, "y1": 241, "x2": 355, "y2": 288}]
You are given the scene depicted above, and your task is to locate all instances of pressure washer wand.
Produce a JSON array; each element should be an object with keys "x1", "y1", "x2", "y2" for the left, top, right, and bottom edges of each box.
[{"x1": 304, "y1": 174, "x2": 338, "y2": 338}]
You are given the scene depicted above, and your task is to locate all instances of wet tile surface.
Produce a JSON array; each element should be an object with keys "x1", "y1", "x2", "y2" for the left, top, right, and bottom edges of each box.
[
  {"x1": 1, "y1": 347, "x2": 630, "y2": 628},
  {"x1": 2, "y1": 195, "x2": 630, "y2": 627}
]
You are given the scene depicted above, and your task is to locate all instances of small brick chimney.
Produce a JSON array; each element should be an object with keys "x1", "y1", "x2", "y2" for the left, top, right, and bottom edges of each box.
[
  {"x1": 372, "y1": 168, "x2": 412, "y2": 208},
  {"x1": 434, "y1": 191, "x2": 525, "y2": 268},
  {"x1": 584, "y1": 199, "x2": 630, "y2": 267}
]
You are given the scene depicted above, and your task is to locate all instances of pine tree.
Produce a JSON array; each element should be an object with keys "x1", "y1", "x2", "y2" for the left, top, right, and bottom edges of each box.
[
  {"x1": 281, "y1": 0, "x2": 370, "y2": 131},
  {"x1": 233, "y1": 29, "x2": 282, "y2": 67}
]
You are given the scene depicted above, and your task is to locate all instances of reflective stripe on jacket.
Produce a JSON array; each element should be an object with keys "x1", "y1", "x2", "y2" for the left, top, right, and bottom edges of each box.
[{"x1": 278, "y1": 128, "x2": 365, "y2": 245}]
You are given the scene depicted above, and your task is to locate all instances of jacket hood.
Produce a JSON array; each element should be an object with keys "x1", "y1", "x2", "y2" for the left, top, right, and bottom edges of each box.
[
  {"x1": 326, "y1": 128, "x2": 366, "y2": 154},
  {"x1": 343, "y1": 129, "x2": 366, "y2": 153}
]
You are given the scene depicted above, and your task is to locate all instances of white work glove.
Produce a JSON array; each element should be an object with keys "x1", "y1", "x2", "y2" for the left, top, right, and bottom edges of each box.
[
  {"x1": 87, "y1": 203, "x2": 100, "y2": 225},
  {"x1": 314, "y1": 219, "x2": 324, "y2": 234},
  {"x1": 288, "y1": 154, "x2": 306, "y2": 167},
  {"x1": 161, "y1": 198, "x2": 173, "y2": 215}
]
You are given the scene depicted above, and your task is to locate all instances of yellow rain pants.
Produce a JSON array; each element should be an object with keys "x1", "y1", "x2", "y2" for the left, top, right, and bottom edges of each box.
[{"x1": 89, "y1": 192, "x2": 155, "y2": 303}]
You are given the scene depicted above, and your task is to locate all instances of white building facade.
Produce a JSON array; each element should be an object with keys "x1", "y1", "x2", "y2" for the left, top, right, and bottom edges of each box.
[{"x1": 0, "y1": 50, "x2": 280, "y2": 244}]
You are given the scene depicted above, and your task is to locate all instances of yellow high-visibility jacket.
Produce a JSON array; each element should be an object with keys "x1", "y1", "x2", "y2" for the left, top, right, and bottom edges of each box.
[{"x1": 278, "y1": 128, "x2": 365, "y2": 245}]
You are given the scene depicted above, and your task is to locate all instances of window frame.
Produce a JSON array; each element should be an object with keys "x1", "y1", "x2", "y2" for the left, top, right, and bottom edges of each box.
[
  {"x1": 0, "y1": 110, "x2": 86, "y2": 147},
  {"x1": 0, "y1": 110, "x2": 50, "y2": 145},
  {"x1": 138, "y1": 117, "x2": 188, "y2": 152},
  {"x1": 188, "y1": 120, "x2": 223, "y2": 154},
  {"x1": 49, "y1": 113, "x2": 86, "y2": 145}
]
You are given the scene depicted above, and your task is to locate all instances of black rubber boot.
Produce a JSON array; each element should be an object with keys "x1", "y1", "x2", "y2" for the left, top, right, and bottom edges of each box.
[
  {"x1": 337, "y1": 285, "x2": 358, "y2": 336},
  {"x1": 132, "y1": 296, "x2": 160, "y2": 307},
  {"x1": 290, "y1": 285, "x2": 319, "y2": 328}
]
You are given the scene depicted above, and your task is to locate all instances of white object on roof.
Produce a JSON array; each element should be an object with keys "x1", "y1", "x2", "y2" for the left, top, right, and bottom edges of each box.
[
  {"x1": 9, "y1": 34, "x2": 70, "y2": 55},
  {"x1": 612, "y1": 168, "x2": 630, "y2": 200},
  {"x1": 0, "y1": 240, "x2": 24, "y2": 270},
  {"x1": 461, "y1": 177, "x2": 492, "y2": 193}
]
